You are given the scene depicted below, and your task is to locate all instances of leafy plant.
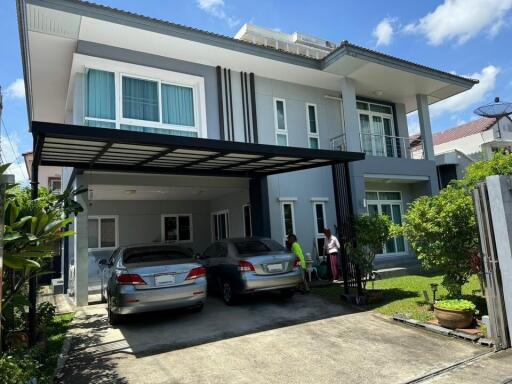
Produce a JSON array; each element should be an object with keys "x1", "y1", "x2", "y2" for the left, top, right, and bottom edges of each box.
[
  {"x1": 435, "y1": 299, "x2": 476, "y2": 312},
  {"x1": 401, "y1": 186, "x2": 478, "y2": 297},
  {"x1": 0, "y1": 353, "x2": 39, "y2": 384},
  {"x1": 37, "y1": 302, "x2": 56, "y2": 329},
  {"x1": 346, "y1": 214, "x2": 391, "y2": 292}
]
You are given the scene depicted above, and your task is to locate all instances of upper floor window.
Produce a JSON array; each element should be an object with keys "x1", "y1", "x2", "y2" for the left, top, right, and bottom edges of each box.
[
  {"x1": 274, "y1": 98, "x2": 288, "y2": 146},
  {"x1": 84, "y1": 67, "x2": 202, "y2": 138},
  {"x1": 357, "y1": 101, "x2": 397, "y2": 158},
  {"x1": 306, "y1": 103, "x2": 319, "y2": 149}
]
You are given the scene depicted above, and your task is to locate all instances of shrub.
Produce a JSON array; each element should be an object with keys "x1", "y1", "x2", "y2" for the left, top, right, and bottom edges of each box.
[
  {"x1": 435, "y1": 299, "x2": 476, "y2": 312},
  {"x1": 346, "y1": 214, "x2": 391, "y2": 291},
  {"x1": 402, "y1": 186, "x2": 478, "y2": 297},
  {"x1": 0, "y1": 353, "x2": 39, "y2": 384}
]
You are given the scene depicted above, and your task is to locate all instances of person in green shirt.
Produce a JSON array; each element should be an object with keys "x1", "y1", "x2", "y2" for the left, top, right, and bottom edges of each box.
[{"x1": 287, "y1": 233, "x2": 309, "y2": 293}]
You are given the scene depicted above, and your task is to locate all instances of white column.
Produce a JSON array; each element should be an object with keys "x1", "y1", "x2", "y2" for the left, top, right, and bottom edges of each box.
[
  {"x1": 73, "y1": 175, "x2": 89, "y2": 307},
  {"x1": 416, "y1": 94, "x2": 435, "y2": 161},
  {"x1": 340, "y1": 77, "x2": 361, "y2": 152}
]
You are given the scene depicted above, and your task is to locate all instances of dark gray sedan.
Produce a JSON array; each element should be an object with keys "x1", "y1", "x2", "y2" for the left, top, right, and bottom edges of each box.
[
  {"x1": 199, "y1": 237, "x2": 302, "y2": 305},
  {"x1": 100, "y1": 244, "x2": 207, "y2": 325}
]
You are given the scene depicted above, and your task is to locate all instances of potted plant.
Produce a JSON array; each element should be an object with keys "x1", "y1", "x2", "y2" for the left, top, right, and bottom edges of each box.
[{"x1": 434, "y1": 299, "x2": 476, "y2": 329}]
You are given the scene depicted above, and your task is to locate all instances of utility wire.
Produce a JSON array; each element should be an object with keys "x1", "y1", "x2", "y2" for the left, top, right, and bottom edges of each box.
[{"x1": 1, "y1": 117, "x2": 29, "y2": 179}]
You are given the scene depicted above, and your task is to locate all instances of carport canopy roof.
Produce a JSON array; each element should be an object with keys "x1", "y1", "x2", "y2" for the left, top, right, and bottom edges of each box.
[{"x1": 32, "y1": 122, "x2": 364, "y2": 178}]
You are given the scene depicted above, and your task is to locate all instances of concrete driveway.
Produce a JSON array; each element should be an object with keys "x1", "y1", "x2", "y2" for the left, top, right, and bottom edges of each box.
[{"x1": 59, "y1": 293, "x2": 486, "y2": 384}]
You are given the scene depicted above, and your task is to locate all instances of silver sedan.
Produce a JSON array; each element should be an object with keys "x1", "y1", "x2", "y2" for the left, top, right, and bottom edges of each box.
[{"x1": 100, "y1": 244, "x2": 207, "y2": 325}]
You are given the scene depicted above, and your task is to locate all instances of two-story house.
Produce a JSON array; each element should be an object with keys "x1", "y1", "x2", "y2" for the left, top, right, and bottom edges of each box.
[{"x1": 17, "y1": 0, "x2": 477, "y2": 305}]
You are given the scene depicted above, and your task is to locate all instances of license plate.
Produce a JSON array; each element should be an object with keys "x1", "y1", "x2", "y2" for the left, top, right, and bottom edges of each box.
[
  {"x1": 267, "y1": 263, "x2": 283, "y2": 272},
  {"x1": 155, "y1": 273, "x2": 176, "y2": 285}
]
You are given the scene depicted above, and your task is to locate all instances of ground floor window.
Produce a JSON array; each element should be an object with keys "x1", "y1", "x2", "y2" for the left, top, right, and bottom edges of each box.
[
  {"x1": 212, "y1": 210, "x2": 229, "y2": 241},
  {"x1": 161, "y1": 214, "x2": 193, "y2": 242},
  {"x1": 366, "y1": 191, "x2": 406, "y2": 254},
  {"x1": 48, "y1": 177, "x2": 62, "y2": 194},
  {"x1": 312, "y1": 200, "x2": 327, "y2": 256},
  {"x1": 280, "y1": 200, "x2": 296, "y2": 244},
  {"x1": 88, "y1": 216, "x2": 118, "y2": 250},
  {"x1": 243, "y1": 204, "x2": 252, "y2": 237}
]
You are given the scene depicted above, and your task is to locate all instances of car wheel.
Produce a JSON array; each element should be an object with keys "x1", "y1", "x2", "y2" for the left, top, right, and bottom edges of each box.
[
  {"x1": 107, "y1": 296, "x2": 122, "y2": 326},
  {"x1": 222, "y1": 281, "x2": 237, "y2": 305},
  {"x1": 280, "y1": 288, "x2": 296, "y2": 300}
]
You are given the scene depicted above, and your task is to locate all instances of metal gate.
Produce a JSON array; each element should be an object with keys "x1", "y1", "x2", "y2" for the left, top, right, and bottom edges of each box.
[{"x1": 473, "y1": 182, "x2": 510, "y2": 350}]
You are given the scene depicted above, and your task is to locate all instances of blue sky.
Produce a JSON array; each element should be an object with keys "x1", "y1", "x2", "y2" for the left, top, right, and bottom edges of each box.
[{"x1": 1, "y1": 0, "x2": 512, "y2": 182}]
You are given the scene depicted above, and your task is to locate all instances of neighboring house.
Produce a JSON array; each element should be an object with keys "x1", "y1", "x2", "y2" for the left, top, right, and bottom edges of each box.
[
  {"x1": 411, "y1": 116, "x2": 512, "y2": 189},
  {"x1": 23, "y1": 151, "x2": 62, "y2": 193},
  {"x1": 16, "y1": 0, "x2": 477, "y2": 305}
]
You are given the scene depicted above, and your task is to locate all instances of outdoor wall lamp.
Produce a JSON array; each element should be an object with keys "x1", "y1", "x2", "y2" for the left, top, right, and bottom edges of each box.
[{"x1": 430, "y1": 283, "x2": 439, "y2": 307}]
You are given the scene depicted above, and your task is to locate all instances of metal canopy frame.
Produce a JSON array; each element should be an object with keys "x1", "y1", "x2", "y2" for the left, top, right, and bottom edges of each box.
[{"x1": 31, "y1": 121, "x2": 364, "y2": 176}]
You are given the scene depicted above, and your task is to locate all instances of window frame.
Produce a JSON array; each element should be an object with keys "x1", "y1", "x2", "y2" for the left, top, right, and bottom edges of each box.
[
  {"x1": 273, "y1": 97, "x2": 288, "y2": 146},
  {"x1": 312, "y1": 200, "x2": 327, "y2": 236},
  {"x1": 305, "y1": 102, "x2": 320, "y2": 149},
  {"x1": 87, "y1": 215, "x2": 119, "y2": 251},
  {"x1": 48, "y1": 177, "x2": 62, "y2": 194},
  {"x1": 280, "y1": 200, "x2": 296, "y2": 244},
  {"x1": 161, "y1": 213, "x2": 194, "y2": 243},
  {"x1": 242, "y1": 204, "x2": 252, "y2": 237},
  {"x1": 211, "y1": 210, "x2": 230, "y2": 241},
  {"x1": 357, "y1": 101, "x2": 396, "y2": 157},
  {"x1": 80, "y1": 56, "x2": 207, "y2": 138},
  {"x1": 365, "y1": 190, "x2": 406, "y2": 256}
]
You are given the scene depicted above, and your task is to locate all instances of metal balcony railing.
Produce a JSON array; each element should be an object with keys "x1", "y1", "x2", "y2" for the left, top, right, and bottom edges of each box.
[
  {"x1": 359, "y1": 132, "x2": 424, "y2": 159},
  {"x1": 330, "y1": 133, "x2": 424, "y2": 159}
]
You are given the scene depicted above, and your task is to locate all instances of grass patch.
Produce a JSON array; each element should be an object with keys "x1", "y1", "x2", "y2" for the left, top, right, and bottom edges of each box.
[
  {"x1": 36, "y1": 312, "x2": 74, "y2": 383},
  {"x1": 312, "y1": 274, "x2": 487, "y2": 322}
]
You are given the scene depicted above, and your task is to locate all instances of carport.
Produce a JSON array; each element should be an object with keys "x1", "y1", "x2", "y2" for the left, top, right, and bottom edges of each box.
[{"x1": 30, "y1": 121, "x2": 364, "y2": 308}]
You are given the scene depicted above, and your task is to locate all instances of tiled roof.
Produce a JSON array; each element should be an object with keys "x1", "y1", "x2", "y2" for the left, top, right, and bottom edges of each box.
[
  {"x1": 410, "y1": 117, "x2": 497, "y2": 148},
  {"x1": 56, "y1": 0, "x2": 477, "y2": 84}
]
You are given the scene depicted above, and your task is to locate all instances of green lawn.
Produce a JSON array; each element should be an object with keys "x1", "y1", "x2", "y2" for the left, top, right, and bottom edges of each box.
[
  {"x1": 312, "y1": 274, "x2": 487, "y2": 322},
  {"x1": 37, "y1": 313, "x2": 74, "y2": 383}
]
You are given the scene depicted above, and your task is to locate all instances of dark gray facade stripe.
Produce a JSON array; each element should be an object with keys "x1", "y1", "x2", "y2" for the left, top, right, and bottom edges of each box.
[
  {"x1": 240, "y1": 71, "x2": 248, "y2": 143},
  {"x1": 249, "y1": 73, "x2": 259, "y2": 144},
  {"x1": 228, "y1": 69, "x2": 235, "y2": 142},
  {"x1": 243, "y1": 72, "x2": 252, "y2": 143},
  {"x1": 223, "y1": 68, "x2": 231, "y2": 141},
  {"x1": 216, "y1": 66, "x2": 225, "y2": 141}
]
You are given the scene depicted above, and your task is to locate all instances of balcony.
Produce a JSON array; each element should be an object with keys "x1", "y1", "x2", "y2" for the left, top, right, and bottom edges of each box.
[{"x1": 330, "y1": 133, "x2": 425, "y2": 159}]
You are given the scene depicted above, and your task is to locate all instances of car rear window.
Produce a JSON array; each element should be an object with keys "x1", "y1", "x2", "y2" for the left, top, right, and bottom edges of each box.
[
  {"x1": 233, "y1": 239, "x2": 285, "y2": 255},
  {"x1": 123, "y1": 246, "x2": 193, "y2": 264}
]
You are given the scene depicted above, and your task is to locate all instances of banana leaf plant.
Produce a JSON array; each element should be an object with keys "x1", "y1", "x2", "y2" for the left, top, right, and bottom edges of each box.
[{"x1": 1, "y1": 165, "x2": 85, "y2": 315}]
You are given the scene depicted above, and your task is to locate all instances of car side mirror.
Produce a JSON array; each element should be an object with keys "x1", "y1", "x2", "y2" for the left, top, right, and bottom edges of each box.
[
  {"x1": 195, "y1": 253, "x2": 203, "y2": 260},
  {"x1": 99, "y1": 259, "x2": 107, "y2": 266}
]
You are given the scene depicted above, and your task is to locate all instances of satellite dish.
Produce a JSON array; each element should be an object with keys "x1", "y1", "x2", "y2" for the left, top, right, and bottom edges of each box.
[{"x1": 474, "y1": 97, "x2": 512, "y2": 118}]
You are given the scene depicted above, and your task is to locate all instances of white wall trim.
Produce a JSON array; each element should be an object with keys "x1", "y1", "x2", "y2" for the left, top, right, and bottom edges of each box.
[
  {"x1": 364, "y1": 173, "x2": 430, "y2": 181},
  {"x1": 277, "y1": 197, "x2": 298, "y2": 202},
  {"x1": 310, "y1": 197, "x2": 329, "y2": 202}
]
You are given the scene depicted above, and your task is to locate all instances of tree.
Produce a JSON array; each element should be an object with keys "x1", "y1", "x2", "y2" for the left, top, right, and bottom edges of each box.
[
  {"x1": 401, "y1": 151, "x2": 512, "y2": 297},
  {"x1": 346, "y1": 214, "x2": 391, "y2": 292},
  {"x1": 401, "y1": 186, "x2": 477, "y2": 296}
]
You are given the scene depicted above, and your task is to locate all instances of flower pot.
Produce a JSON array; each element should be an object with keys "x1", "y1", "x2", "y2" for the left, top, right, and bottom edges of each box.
[{"x1": 434, "y1": 306, "x2": 474, "y2": 329}]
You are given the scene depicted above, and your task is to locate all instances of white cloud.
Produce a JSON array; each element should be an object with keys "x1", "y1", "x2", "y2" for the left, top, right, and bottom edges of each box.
[
  {"x1": 373, "y1": 18, "x2": 395, "y2": 46},
  {"x1": 404, "y1": 0, "x2": 512, "y2": 46},
  {"x1": 407, "y1": 112, "x2": 420, "y2": 135},
  {"x1": 197, "y1": 0, "x2": 240, "y2": 28},
  {"x1": 430, "y1": 65, "x2": 500, "y2": 117},
  {"x1": 4, "y1": 78, "x2": 25, "y2": 99}
]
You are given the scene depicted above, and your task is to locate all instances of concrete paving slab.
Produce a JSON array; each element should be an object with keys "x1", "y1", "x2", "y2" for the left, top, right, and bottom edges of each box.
[
  {"x1": 59, "y1": 293, "x2": 486, "y2": 384},
  {"x1": 425, "y1": 349, "x2": 512, "y2": 384}
]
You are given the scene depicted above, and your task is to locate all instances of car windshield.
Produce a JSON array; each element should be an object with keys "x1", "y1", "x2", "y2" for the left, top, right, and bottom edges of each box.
[
  {"x1": 233, "y1": 239, "x2": 285, "y2": 255},
  {"x1": 123, "y1": 246, "x2": 193, "y2": 264}
]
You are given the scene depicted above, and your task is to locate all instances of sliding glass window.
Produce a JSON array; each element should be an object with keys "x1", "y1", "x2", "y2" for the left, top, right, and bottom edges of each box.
[{"x1": 85, "y1": 69, "x2": 116, "y2": 128}]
